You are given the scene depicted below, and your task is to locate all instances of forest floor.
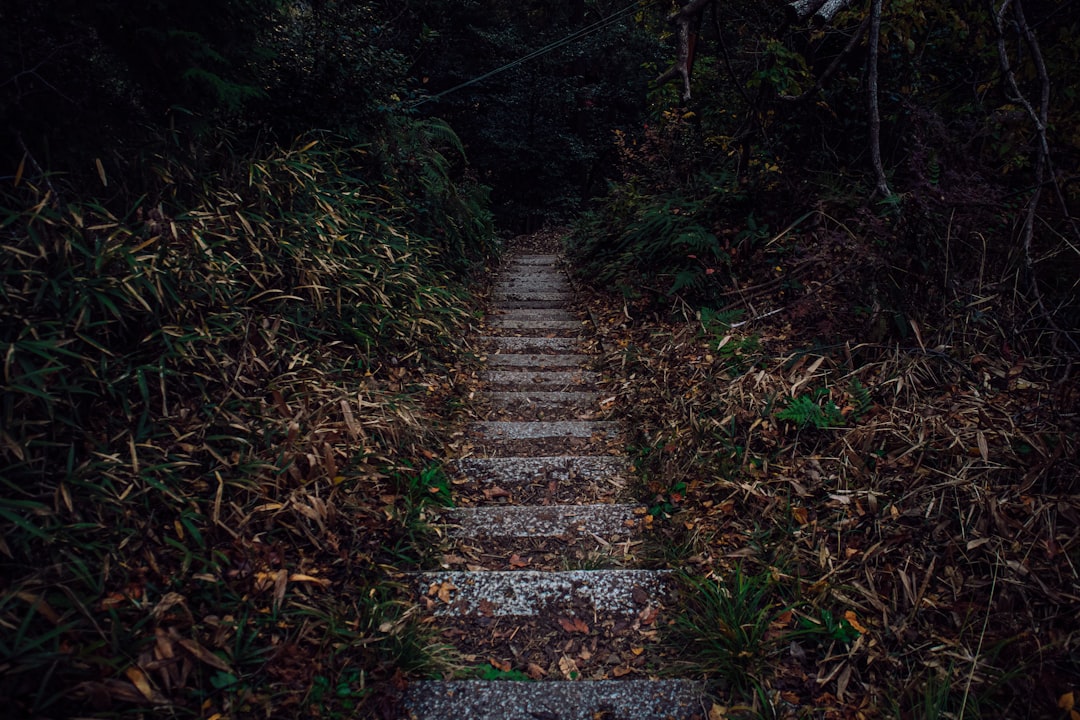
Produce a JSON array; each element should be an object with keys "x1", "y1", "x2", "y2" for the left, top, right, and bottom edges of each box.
[{"x1": 534, "y1": 224, "x2": 1080, "y2": 718}]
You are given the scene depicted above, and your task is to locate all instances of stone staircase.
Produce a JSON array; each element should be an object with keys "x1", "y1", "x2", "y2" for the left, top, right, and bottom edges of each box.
[{"x1": 402, "y1": 252, "x2": 702, "y2": 719}]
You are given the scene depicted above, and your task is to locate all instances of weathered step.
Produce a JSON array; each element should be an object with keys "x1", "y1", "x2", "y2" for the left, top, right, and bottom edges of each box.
[
  {"x1": 471, "y1": 420, "x2": 618, "y2": 440},
  {"x1": 440, "y1": 504, "x2": 640, "y2": 539},
  {"x1": 493, "y1": 291, "x2": 572, "y2": 302},
  {"x1": 493, "y1": 299, "x2": 571, "y2": 310},
  {"x1": 488, "y1": 318, "x2": 582, "y2": 331},
  {"x1": 508, "y1": 254, "x2": 559, "y2": 265},
  {"x1": 492, "y1": 308, "x2": 574, "y2": 321},
  {"x1": 454, "y1": 455, "x2": 628, "y2": 484},
  {"x1": 480, "y1": 336, "x2": 582, "y2": 353},
  {"x1": 494, "y1": 276, "x2": 570, "y2": 287},
  {"x1": 486, "y1": 391, "x2": 598, "y2": 407},
  {"x1": 481, "y1": 370, "x2": 598, "y2": 386},
  {"x1": 418, "y1": 569, "x2": 670, "y2": 616},
  {"x1": 485, "y1": 353, "x2": 590, "y2": 368},
  {"x1": 403, "y1": 679, "x2": 703, "y2": 720}
]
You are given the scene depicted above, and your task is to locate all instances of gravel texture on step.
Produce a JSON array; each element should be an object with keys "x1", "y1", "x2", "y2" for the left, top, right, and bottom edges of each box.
[
  {"x1": 481, "y1": 370, "x2": 598, "y2": 386},
  {"x1": 494, "y1": 280, "x2": 570, "y2": 291},
  {"x1": 486, "y1": 391, "x2": 598, "y2": 407},
  {"x1": 440, "y1": 504, "x2": 640, "y2": 538},
  {"x1": 492, "y1": 308, "x2": 574, "y2": 321},
  {"x1": 454, "y1": 455, "x2": 628, "y2": 483},
  {"x1": 491, "y1": 300, "x2": 571, "y2": 310},
  {"x1": 471, "y1": 420, "x2": 618, "y2": 440},
  {"x1": 403, "y1": 679, "x2": 703, "y2": 720},
  {"x1": 419, "y1": 569, "x2": 670, "y2": 616},
  {"x1": 493, "y1": 291, "x2": 572, "y2": 302},
  {"x1": 508, "y1": 254, "x2": 559, "y2": 265},
  {"x1": 488, "y1": 318, "x2": 583, "y2": 331},
  {"x1": 484, "y1": 353, "x2": 590, "y2": 368},
  {"x1": 480, "y1": 336, "x2": 583, "y2": 353}
]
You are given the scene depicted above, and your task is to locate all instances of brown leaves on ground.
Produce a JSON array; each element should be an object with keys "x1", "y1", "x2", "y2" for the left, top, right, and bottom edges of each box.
[{"x1": 575, "y1": 230, "x2": 1080, "y2": 717}]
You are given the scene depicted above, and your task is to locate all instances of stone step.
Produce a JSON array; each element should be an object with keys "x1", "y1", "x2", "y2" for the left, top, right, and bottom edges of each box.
[
  {"x1": 481, "y1": 370, "x2": 598, "y2": 387},
  {"x1": 495, "y1": 280, "x2": 570, "y2": 290},
  {"x1": 480, "y1": 336, "x2": 582, "y2": 353},
  {"x1": 493, "y1": 300, "x2": 572, "y2": 310},
  {"x1": 485, "y1": 353, "x2": 590, "y2": 368},
  {"x1": 508, "y1": 254, "x2": 560, "y2": 265},
  {"x1": 454, "y1": 455, "x2": 628, "y2": 484},
  {"x1": 488, "y1": 318, "x2": 583, "y2": 331},
  {"x1": 471, "y1": 421, "x2": 618, "y2": 440},
  {"x1": 486, "y1": 391, "x2": 598, "y2": 407},
  {"x1": 403, "y1": 679, "x2": 703, "y2": 720},
  {"x1": 493, "y1": 291, "x2": 572, "y2": 302},
  {"x1": 440, "y1": 504, "x2": 641, "y2": 539},
  {"x1": 418, "y1": 569, "x2": 671, "y2": 616},
  {"x1": 491, "y1": 308, "x2": 574, "y2": 320}
]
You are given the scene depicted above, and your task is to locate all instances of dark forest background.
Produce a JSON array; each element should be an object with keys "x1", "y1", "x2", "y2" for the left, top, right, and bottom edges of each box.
[{"x1": 2, "y1": 0, "x2": 1077, "y2": 717}]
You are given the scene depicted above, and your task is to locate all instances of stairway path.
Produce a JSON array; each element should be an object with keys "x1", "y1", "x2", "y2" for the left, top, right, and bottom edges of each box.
[{"x1": 403, "y1": 251, "x2": 703, "y2": 719}]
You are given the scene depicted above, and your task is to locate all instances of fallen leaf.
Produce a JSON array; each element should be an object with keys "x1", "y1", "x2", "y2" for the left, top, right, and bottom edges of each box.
[
  {"x1": 428, "y1": 580, "x2": 457, "y2": 604},
  {"x1": 177, "y1": 637, "x2": 232, "y2": 672},
  {"x1": 125, "y1": 666, "x2": 156, "y2": 702},
  {"x1": 558, "y1": 655, "x2": 579, "y2": 679},
  {"x1": 489, "y1": 657, "x2": 511, "y2": 672},
  {"x1": 1060, "y1": 692, "x2": 1075, "y2": 711},
  {"x1": 526, "y1": 662, "x2": 547, "y2": 679},
  {"x1": 611, "y1": 665, "x2": 633, "y2": 677},
  {"x1": 709, "y1": 703, "x2": 728, "y2": 720},
  {"x1": 509, "y1": 554, "x2": 530, "y2": 568},
  {"x1": 558, "y1": 616, "x2": 590, "y2": 634},
  {"x1": 638, "y1": 605, "x2": 659, "y2": 625},
  {"x1": 843, "y1": 610, "x2": 867, "y2": 634}
]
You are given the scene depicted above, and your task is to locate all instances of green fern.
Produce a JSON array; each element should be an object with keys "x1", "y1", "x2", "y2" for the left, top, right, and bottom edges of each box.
[
  {"x1": 847, "y1": 378, "x2": 872, "y2": 421},
  {"x1": 775, "y1": 393, "x2": 845, "y2": 429}
]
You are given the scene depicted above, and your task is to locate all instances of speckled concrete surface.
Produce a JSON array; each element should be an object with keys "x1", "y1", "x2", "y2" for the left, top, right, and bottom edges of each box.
[
  {"x1": 440, "y1": 503, "x2": 640, "y2": 538},
  {"x1": 486, "y1": 391, "x2": 598, "y2": 407},
  {"x1": 481, "y1": 370, "x2": 598, "y2": 386},
  {"x1": 418, "y1": 569, "x2": 671, "y2": 616},
  {"x1": 404, "y1": 679, "x2": 703, "y2": 719},
  {"x1": 471, "y1": 420, "x2": 618, "y2": 440},
  {"x1": 484, "y1": 353, "x2": 589, "y2": 367},
  {"x1": 480, "y1": 336, "x2": 583, "y2": 353},
  {"x1": 452, "y1": 455, "x2": 628, "y2": 484}
]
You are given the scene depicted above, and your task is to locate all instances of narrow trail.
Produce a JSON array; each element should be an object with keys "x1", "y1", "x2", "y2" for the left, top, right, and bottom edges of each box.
[{"x1": 403, "y1": 244, "x2": 703, "y2": 719}]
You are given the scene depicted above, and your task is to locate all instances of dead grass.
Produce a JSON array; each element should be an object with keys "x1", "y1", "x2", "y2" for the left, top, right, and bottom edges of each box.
[{"x1": 576, "y1": 238, "x2": 1079, "y2": 718}]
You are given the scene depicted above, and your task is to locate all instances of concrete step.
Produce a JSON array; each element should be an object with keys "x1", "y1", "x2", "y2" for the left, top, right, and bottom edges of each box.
[
  {"x1": 493, "y1": 291, "x2": 572, "y2": 302},
  {"x1": 486, "y1": 391, "x2": 598, "y2": 407},
  {"x1": 491, "y1": 308, "x2": 574, "y2": 321},
  {"x1": 471, "y1": 420, "x2": 618, "y2": 440},
  {"x1": 485, "y1": 353, "x2": 590, "y2": 368},
  {"x1": 403, "y1": 679, "x2": 703, "y2": 720},
  {"x1": 509, "y1": 254, "x2": 560, "y2": 265},
  {"x1": 454, "y1": 455, "x2": 628, "y2": 484},
  {"x1": 440, "y1": 503, "x2": 641, "y2": 539},
  {"x1": 418, "y1": 569, "x2": 671, "y2": 616},
  {"x1": 480, "y1": 336, "x2": 582, "y2": 353},
  {"x1": 493, "y1": 299, "x2": 572, "y2": 310},
  {"x1": 488, "y1": 318, "x2": 583, "y2": 331},
  {"x1": 481, "y1": 370, "x2": 598, "y2": 387}
]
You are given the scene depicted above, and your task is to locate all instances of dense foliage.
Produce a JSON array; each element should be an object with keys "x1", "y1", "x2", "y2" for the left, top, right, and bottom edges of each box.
[{"x1": 1, "y1": 1, "x2": 494, "y2": 716}]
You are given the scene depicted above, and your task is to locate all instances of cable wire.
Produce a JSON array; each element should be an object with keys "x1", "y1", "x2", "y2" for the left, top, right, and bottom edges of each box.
[{"x1": 410, "y1": 0, "x2": 659, "y2": 108}]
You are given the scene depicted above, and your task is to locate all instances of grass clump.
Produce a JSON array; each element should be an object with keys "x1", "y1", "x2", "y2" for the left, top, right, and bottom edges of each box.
[{"x1": 0, "y1": 122, "x2": 494, "y2": 717}]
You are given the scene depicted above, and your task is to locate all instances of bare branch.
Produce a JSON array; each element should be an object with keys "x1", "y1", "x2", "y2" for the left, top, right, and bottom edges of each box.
[
  {"x1": 780, "y1": 15, "x2": 870, "y2": 102},
  {"x1": 654, "y1": 0, "x2": 714, "y2": 102},
  {"x1": 867, "y1": 0, "x2": 891, "y2": 197},
  {"x1": 788, "y1": 0, "x2": 830, "y2": 21}
]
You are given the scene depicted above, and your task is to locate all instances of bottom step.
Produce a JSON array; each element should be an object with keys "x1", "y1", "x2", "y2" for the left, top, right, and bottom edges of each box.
[{"x1": 404, "y1": 679, "x2": 703, "y2": 720}]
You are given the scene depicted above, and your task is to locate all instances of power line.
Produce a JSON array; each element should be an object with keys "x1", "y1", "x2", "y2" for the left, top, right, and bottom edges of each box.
[{"x1": 410, "y1": 0, "x2": 658, "y2": 108}]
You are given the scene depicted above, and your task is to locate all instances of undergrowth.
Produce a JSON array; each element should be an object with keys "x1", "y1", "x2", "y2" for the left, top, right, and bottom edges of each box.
[{"x1": 0, "y1": 122, "x2": 494, "y2": 717}]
